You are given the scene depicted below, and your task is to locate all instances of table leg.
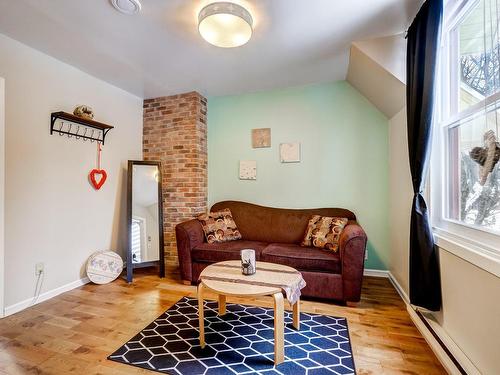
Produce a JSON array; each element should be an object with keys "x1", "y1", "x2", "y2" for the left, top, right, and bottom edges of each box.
[
  {"x1": 273, "y1": 292, "x2": 285, "y2": 365},
  {"x1": 292, "y1": 299, "x2": 300, "y2": 330},
  {"x1": 197, "y1": 283, "x2": 205, "y2": 348},
  {"x1": 218, "y1": 294, "x2": 226, "y2": 316}
]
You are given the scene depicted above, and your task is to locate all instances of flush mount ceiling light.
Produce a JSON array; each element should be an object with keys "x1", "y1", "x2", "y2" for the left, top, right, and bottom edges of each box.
[
  {"x1": 110, "y1": 0, "x2": 142, "y2": 15},
  {"x1": 198, "y1": 2, "x2": 253, "y2": 48}
]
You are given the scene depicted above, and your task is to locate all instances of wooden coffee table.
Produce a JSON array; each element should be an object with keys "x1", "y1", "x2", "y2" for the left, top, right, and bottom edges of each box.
[{"x1": 197, "y1": 260, "x2": 304, "y2": 365}]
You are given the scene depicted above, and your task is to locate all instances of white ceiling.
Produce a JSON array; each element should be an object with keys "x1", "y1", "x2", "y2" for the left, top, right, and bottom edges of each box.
[{"x1": 0, "y1": 0, "x2": 423, "y2": 99}]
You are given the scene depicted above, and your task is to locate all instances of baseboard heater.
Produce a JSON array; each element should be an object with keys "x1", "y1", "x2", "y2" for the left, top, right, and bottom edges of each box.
[{"x1": 415, "y1": 309, "x2": 467, "y2": 375}]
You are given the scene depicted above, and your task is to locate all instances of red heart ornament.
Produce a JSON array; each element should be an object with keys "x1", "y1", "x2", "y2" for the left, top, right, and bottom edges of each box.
[{"x1": 89, "y1": 169, "x2": 107, "y2": 190}]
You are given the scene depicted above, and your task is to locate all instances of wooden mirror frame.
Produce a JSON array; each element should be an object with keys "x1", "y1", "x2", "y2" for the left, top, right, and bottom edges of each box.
[{"x1": 126, "y1": 160, "x2": 165, "y2": 282}]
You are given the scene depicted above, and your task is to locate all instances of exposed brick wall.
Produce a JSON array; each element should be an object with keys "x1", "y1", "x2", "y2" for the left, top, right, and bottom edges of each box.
[{"x1": 143, "y1": 92, "x2": 207, "y2": 268}]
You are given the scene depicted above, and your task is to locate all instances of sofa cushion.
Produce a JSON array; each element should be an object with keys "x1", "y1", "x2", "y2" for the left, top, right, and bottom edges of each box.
[
  {"x1": 197, "y1": 209, "x2": 242, "y2": 244},
  {"x1": 192, "y1": 240, "x2": 268, "y2": 263},
  {"x1": 261, "y1": 243, "x2": 341, "y2": 274},
  {"x1": 301, "y1": 215, "x2": 348, "y2": 252}
]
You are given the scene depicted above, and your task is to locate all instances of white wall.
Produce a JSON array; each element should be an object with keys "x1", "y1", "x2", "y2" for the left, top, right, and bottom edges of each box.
[
  {"x1": 436, "y1": 250, "x2": 500, "y2": 374},
  {"x1": 353, "y1": 34, "x2": 406, "y2": 83},
  {"x1": 388, "y1": 107, "x2": 411, "y2": 293},
  {"x1": 347, "y1": 35, "x2": 406, "y2": 119},
  {"x1": 347, "y1": 45, "x2": 406, "y2": 119},
  {"x1": 0, "y1": 77, "x2": 5, "y2": 317},
  {"x1": 0, "y1": 33, "x2": 143, "y2": 312},
  {"x1": 388, "y1": 106, "x2": 500, "y2": 374}
]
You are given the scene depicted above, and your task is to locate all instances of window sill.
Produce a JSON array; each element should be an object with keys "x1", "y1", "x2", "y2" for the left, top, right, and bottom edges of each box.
[{"x1": 433, "y1": 228, "x2": 500, "y2": 279}]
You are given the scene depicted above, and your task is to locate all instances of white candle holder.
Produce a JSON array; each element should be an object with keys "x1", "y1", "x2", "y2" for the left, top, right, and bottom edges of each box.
[{"x1": 241, "y1": 249, "x2": 256, "y2": 276}]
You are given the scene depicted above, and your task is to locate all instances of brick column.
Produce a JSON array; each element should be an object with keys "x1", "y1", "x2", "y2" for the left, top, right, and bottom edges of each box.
[{"x1": 143, "y1": 92, "x2": 207, "y2": 268}]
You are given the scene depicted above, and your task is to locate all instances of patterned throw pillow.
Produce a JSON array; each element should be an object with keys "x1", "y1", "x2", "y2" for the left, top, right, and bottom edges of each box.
[
  {"x1": 197, "y1": 209, "x2": 242, "y2": 244},
  {"x1": 301, "y1": 215, "x2": 348, "y2": 252}
]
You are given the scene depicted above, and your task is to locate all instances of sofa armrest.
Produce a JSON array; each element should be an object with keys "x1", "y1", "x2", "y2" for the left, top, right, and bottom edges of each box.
[
  {"x1": 339, "y1": 222, "x2": 367, "y2": 302},
  {"x1": 175, "y1": 219, "x2": 205, "y2": 282}
]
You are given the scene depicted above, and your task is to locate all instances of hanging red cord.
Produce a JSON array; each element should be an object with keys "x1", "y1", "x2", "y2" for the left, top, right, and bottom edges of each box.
[
  {"x1": 97, "y1": 142, "x2": 101, "y2": 169},
  {"x1": 89, "y1": 142, "x2": 107, "y2": 190}
]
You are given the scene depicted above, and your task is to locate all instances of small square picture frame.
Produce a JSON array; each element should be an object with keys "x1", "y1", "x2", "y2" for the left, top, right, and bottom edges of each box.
[
  {"x1": 239, "y1": 160, "x2": 257, "y2": 180},
  {"x1": 252, "y1": 128, "x2": 271, "y2": 148},
  {"x1": 279, "y1": 142, "x2": 301, "y2": 163}
]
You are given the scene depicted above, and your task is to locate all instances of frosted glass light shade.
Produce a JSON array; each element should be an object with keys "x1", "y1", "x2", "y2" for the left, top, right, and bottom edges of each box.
[{"x1": 198, "y1": 2, "x2": 253, "y2": 48}]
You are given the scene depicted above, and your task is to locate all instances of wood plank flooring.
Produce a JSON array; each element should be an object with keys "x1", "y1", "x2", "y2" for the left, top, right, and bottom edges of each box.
[{"x1": 0, "y1": 269, "x2": 446, "y2": 374}]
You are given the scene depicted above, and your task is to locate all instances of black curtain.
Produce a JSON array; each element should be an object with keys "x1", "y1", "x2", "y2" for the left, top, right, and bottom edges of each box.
[{"x1": 406, "y1": 0, "x2": 443, "y2": 311}]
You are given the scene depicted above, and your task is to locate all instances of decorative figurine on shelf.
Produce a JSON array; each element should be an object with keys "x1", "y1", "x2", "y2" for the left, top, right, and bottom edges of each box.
[
  {"x1": 241, "y1": 249, "x2": 256, "y2": 276},
  {"x1": 469, "y1": 130, "x2": 500, "y2": 186},
  {"x1": 89, "y1": 142, "x2": 107, "y2": 190},
  {"x1": 73, "y1": 105, "x2": 95, "y2": 120}
]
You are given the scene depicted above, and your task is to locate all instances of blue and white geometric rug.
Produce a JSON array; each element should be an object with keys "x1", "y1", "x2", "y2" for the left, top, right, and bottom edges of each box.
[{"x1": 108, "y1": 297, "x2": 355, "y2": 375}]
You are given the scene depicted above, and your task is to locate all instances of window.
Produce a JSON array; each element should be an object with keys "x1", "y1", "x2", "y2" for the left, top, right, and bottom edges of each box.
[
  {"x1": 131, "y1": 218, "x2": 143, "y2": 263},
  {"x1": 436, "y1": 0, "x2": 500, "y2": 241}
]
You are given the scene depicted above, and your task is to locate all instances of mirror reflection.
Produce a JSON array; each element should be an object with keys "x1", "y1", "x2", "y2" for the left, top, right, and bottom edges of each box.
[{"x1": 132, "y1": 165, "x2": 160, "y2": 263}]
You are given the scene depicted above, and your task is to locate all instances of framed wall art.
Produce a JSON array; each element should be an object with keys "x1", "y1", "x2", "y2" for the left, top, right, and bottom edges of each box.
[
  {"x1": 252, "y1": 128, "x2": 271, "y2": 148},
  {"x1": 279, "y1": 142, "x2": 301, "y2": 163},
  {"x1": 239, "y1": 160, "x2": 257, "y2": 180}
]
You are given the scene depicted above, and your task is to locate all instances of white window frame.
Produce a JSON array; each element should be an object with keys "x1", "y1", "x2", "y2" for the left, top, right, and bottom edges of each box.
[{"x1": 431, "y1": 0, "x2": 500, "y2": 276}]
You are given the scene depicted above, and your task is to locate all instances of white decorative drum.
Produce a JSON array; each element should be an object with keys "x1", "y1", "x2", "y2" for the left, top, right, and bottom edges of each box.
[{"x1": 86, "y1": 250, "x2": 123, "y2": 284}]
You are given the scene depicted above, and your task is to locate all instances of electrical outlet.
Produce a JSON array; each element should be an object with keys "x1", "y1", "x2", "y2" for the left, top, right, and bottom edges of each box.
[
  {"x1": 35, "y1": 262, "x2": 44, "y2": 276},
  {"x1": 365, "y1": 250, "x2": 368, "y2": 261}
]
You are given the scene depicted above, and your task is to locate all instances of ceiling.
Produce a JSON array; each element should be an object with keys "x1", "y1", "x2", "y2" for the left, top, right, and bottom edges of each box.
[{"x1": 0, "y1": 0, "x2": 423, "y2": 99}]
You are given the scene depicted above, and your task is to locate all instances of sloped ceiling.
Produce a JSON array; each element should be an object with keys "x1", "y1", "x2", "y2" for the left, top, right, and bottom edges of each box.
[
  {"x1": 347, "y1": 35, "x2": 406, "y2": 119},
  {"x1": 0, "y1": 0, "x2": 422, "y2": 98}
]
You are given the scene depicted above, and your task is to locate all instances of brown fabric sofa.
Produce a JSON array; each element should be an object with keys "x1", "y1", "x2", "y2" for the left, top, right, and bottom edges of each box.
[{"x1": 175, "y1": 201, "x2": 368, "y2": 302}]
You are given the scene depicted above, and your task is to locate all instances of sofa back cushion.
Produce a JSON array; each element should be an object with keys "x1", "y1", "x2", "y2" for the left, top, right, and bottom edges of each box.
[
  {"x1": 210, "y1": 201, "x2": 356, "y2": 244},
  {"x1": 301, "y1": 215, "x2": 349, "y2": 252},
  {"x1": 197, "y1": 209, "x2": 242, "y2": 243}
]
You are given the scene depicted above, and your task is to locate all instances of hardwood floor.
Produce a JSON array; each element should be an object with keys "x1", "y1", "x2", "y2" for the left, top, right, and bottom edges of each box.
[{"x1": 0, "y1": 269, "x2": 446, "y2": 374}]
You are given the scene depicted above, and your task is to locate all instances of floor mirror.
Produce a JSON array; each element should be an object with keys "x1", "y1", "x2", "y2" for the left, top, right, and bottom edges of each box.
[{"x1": 126, "y1": 160, "x2": 165, "y2": 282}]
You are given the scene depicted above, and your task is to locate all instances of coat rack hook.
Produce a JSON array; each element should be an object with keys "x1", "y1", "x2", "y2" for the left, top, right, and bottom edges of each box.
[
  {"x1": 50, "y1": 112, "x2": 114, "y2": 144},
  {"x1": 50, "y1": 112, "x2": 113, "y2": 144}
]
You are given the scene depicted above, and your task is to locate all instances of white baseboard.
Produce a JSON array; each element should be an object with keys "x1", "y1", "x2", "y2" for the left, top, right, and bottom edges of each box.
[
  {"x1": 4, "y1": 277, "x2": 90, "y2": 317},
  {"x1": 420, "y1": 310, "x2": 480, "y2": 375},
  {"x1": 387, "y1": 271, "x2": 478, "y2": 375},
  {"x1": 404, "y1": 304, "x2": 463, "y2": 375},
  {"x1": 363, "y1": 268, "x2": 390, "y2": 278},
  {"x1": 387, "y1": 271, "x2": 410, "y2": 304}
]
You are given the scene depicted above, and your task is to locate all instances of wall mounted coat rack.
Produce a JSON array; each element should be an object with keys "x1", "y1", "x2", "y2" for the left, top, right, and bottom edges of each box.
[{"x1": 50, "y1": 111, "x2": 114, "y2": 144}]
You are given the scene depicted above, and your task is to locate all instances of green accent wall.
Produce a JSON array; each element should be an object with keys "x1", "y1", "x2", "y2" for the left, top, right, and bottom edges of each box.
[{"x1": 208, "y1": 81, "x2": 389, "y2": 270}]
